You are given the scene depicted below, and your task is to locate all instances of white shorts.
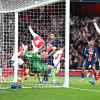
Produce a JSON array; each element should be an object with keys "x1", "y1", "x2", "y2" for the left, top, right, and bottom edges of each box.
[
  {"x1": 12, "y1": 58, "x2": 24, "y2": 67},
  {"x1": 53, "y1": 60, "x2": 60, "y2": 68}
]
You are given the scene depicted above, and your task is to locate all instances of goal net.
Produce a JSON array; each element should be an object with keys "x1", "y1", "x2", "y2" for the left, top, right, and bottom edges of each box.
[{"x1": 0, "y1": 0, "x2": 69, "y2": 88}]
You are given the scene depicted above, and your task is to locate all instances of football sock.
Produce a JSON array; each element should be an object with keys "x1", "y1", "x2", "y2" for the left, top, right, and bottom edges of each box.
[
  {"x1": 51, "y1": 68, "x2": 55, "y2": 81},
  {"x1": 37, "y1": 73, "x2": 41, "y2": 81},
  {"x1": 55, "y1": 72, "x2": 58, "y2": 77},
  {"x1": 82, "y1": 73, "x2": 84, "y2": 79},
  {"x1": 43, "y1": 71, "x2": 48, "y2": 81},
  {"x1": 88, "y1": 68, "x2": 90, "y2": 73},
  {"x1": 19, "y1": 69, "x2": 25, "y2": 77},
  {"x1": 95, "y1": 71, "x2": 100, "y2": 81},
  {"x1": 94, "y1": 72, "x2": 96, "y2": 78}
]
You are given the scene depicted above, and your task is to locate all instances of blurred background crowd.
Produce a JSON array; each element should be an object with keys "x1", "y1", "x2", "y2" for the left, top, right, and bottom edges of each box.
[{"x1": 70, "y1": 15, "x2": 100, "y2": 70}]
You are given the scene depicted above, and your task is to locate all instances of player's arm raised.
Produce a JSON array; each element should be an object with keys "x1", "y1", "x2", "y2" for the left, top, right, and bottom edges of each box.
[
  {"x1": 84, "y1": 46, "x2": 88, "y2": 57},
  {"x1": 93, "y1": 19, "x2": 100, "y2": 35},
  {"x1": 29, "y1": 25, "x2": 37, "y2": 37}
]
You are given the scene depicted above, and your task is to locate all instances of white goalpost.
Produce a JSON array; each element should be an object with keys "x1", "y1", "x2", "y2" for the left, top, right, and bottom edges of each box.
[
  {"x1": 13, "y1": 12, "x2": 18, "y2": 83},
  {"x1": 0, "y1": 0, "x2": 70, "y2": 88},
  {"x1": 64, "y1": 0, "x2": 70, "y2": 88}
]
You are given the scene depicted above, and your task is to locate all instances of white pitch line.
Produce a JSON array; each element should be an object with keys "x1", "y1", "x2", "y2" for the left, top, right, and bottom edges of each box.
[{"x1": 69, "y1": 87, "x2": 100, "y2": 93}]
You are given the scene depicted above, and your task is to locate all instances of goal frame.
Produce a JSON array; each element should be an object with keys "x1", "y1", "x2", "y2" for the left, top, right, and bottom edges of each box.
[{"x1": 0, "y1": 0, "x2": 70, "y2": 88}]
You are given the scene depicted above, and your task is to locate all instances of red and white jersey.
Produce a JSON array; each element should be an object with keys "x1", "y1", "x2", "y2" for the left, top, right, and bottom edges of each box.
[
  {"x1": 32, "y1": 36, "x2": 44, "y2": 53},
  {"x1": 53, "y1": 49, "x2": 63, "y2": 68},
  {"x1": 18, "y1": 45, "x2": 28, "y2": 56},
  {"x1": 29, "y1": 26, "x2": 45, "y2": 53},
  {"x1": 12, "y1": 45, "x2": 28, "y2": 61}
]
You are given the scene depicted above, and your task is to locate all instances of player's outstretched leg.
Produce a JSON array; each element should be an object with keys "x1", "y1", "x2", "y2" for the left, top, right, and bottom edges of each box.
[
  {"x1": 43, "y1": 71, "x2": 49, "y2": 83},
  {"x1": 48, "y1": 65, "x2": 60, "y2": 84},
  {"x1": 87, "y1": 68, "x2": 91, "y2": 77},
  {"x1": 42, "y1": 65, "x2": 53, "y2": 83},
  {"x1": 94, "y1": 71, "x2": 100, "y2": 81},
  {"x1": 1, "y1": 70, "x2": 10, "y2": 82},
  {"x1": 34, "y1": 73, "x2": 37, "y2": 79},
  {"x1": 24, "y1": 75, "x2": 29, "y2": 80},
  {"x1": 79, "y1": 66, "x2": 85, "y2": 81},
  {"x1": 92, "y1": 66, "x2": 96, "y2": 78},
  {"x1": 89, "y1": 80, "x2": 95, "y2": 85},
  {"x1": 17, "y1": 68, "x2": 24, "y2": 82},
  {"x1": 89, "y1": 70, "x2": 100, "y2": 85},
  {"x1": 24, "y1": 68, "x2": 30, "y2": 80}
]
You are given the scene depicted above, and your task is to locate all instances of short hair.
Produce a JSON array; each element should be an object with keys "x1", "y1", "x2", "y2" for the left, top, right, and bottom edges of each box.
[
  {"x1": 22, "y1": 40, "x2": 28, "y2": 45},
  {"x1": 50, "y1": 32, "x2": 56, "y2": 37},
  {"x1": 89, "y1": 40, "x2": 95, "y2": 44},
  {"x1": 28, "y1": 44, "x2": 33, "y2": 51}
]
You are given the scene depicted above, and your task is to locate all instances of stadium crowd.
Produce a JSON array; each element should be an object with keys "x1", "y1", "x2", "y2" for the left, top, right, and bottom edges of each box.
[{"x1": 70, "y1": 15, "x2": 100, "y2": 70}]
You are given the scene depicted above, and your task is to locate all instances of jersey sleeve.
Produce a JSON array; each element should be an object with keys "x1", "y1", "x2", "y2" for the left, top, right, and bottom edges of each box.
[
  {"x1": 95, "y1": 47, "x2": 99, "y2": 59},
  {"x1": 29, "y1": 26, "x2": 38, "y2": 38},
  {"x1": 94, "y1": 22, "x2": 100, "y2": 35},
  {"x1": 84, "y1": 46, "x2": 88, "y2": 56}
]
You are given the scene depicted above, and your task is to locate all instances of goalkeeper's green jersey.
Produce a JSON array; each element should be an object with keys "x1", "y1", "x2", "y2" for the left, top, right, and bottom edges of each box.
[{"x1": 22, "y1": 52, "x2": 48, "y2": 73}]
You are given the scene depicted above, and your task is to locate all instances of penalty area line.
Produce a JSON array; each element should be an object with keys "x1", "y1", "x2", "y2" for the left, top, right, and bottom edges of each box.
[{"x1": 69, "y1": 87, "x2": 100, "y2": 93}]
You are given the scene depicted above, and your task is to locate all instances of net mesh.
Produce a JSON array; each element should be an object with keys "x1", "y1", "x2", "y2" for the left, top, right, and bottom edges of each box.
[
  {"x1": 0, "y1": 13, "x2": 15, "y2": 88},
  {"x1": 0, "y1": 0, "x2": 65, "y2": 88},
  {"x1": 0, "y1": 0, "x2": 62, "y2": 13}
]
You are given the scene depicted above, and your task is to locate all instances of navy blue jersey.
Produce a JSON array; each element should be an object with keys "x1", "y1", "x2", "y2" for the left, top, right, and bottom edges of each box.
[
  {"x1": 84, "y1": 46, "x2": 99, "y2": 61},
  {"x1": 45, "y1": 40, "x2": 57, "y2": 65}
]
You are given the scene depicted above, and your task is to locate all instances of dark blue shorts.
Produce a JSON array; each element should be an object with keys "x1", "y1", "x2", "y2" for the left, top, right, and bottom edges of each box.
[
  {"x1": 44, "y1": 56, "x2": 53, "y2": 65},
  {"x1": 83, "y1": 61, "x2": 96, "y2": 68}
]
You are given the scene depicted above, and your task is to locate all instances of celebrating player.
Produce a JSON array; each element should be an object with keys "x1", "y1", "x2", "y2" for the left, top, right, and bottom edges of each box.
[
  {"x1": 29, "y1": 25, "x2": 45, "y2": 78},
  {"x1": 29, "y1": 25, "x2": 45, "y2": 53},
  {"x1": 53, "y1": 46, "x2": 65, "y2": 78},
  {"x1": 21, "y1": 45, "x2": 58, "y2": 83},
  {"x1": 93, "y1": 19, "x2": 100, "y2": 35},
  {"x1": 12, "y1": 41, "x2": 28, "y2": 82},
  {"x1": 79, "y1": 40, "x2": 99, "y2": 81},
  {"x1": 88, "y1": 19, "x2": 100, "y2": 85},
  {"x1": 39, "y1": 32, "x2": 58, "y2": 83},
  {"x1": 1, "y1": 41, "x2": 28, "y2": 82},
  {"x1": 89, "y1": 71, "x2": 100, "y2": 85}
]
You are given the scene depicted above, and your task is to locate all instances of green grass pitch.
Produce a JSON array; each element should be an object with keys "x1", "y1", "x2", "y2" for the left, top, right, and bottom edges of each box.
[{"x1": 0, "y1": 77, "x2": 100, "y2": 100}]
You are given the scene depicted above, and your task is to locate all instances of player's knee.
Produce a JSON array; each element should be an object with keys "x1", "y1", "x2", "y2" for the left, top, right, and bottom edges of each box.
[
  {"x1": 50, "y1": 65, "x2": 54, "y2": 69},
  {"x1": 92, "y1": 66, "x2": 96, "y2": 70},
  {"x1": 48, "y1": 65, "x2": 54, "y2": 70}
]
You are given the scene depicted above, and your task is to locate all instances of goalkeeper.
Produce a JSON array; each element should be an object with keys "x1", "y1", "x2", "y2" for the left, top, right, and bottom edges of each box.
[{"x1": 21, "y1": 46, "x2": 55, "y2": 83}]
